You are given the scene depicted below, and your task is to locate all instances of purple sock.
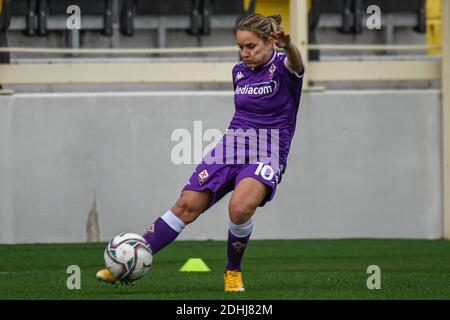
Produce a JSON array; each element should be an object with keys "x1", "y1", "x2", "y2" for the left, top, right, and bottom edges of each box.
[
  {"x1": 143, "y1": 211, "x2": 185, "y2": 254},
  {"x1": 226, "y1": 230, "x2": 251, "y2": 271}
]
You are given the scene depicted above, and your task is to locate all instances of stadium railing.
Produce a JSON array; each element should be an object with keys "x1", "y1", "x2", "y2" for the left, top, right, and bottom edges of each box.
[
  {"x1": 0, "y1": 0, "x2": 445, "y2": 86},
  {"x1": 0, "y1": 44, "x2": 442, "y2": 85}
]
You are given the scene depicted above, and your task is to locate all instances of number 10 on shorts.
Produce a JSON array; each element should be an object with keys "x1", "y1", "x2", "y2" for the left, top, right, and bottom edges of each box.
[{"x1": 254, "y1": 162, "x2": 275, "y2": 181}]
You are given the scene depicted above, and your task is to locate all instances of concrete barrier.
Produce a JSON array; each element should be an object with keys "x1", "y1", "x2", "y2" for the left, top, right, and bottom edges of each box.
[{"x1": 0, "y1": 90, "x2": 442, "y2": 243}]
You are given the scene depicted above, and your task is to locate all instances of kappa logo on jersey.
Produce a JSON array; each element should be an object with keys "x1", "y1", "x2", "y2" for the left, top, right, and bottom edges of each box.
[
  {"x1": 236, "y1": 71, "x2": 244, "y2": 80},
  {"x1": 198, "y1": 169, "x2": 209, "y2": 185}
]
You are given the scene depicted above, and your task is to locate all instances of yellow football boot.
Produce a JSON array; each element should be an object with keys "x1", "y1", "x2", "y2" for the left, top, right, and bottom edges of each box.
[
  {"x1": 224, "y1": 270, "x2": 246, "y2": 292},
  {"x1": 96, "y1": 268, "x2": 118, "y2": 284}
]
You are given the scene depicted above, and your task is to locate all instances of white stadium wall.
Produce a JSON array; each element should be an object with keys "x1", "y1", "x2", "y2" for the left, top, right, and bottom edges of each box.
[{"x1": 0, "y1": 90, "x2": 443, "y2": 243}]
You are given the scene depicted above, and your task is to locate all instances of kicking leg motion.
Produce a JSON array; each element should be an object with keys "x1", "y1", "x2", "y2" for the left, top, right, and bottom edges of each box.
[
  {"x1": 96, "y1": 190, "x2": 211, "y2": 284},
  {"x1": 97, "y1": 178, "x2": 268, "y2": 292}
]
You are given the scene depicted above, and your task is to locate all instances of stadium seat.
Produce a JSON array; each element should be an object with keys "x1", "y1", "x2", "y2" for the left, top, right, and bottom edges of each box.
[
  {"x1": 201, "y1": 0, "x2": 255, "y2": 36},
  {"x1": 313, "y1": 0, "x2": 425, "y2": 35},
  {"x1": 120, "y1": 0, "x2": 202, "y2": 38},
  {"x1": 365, "y1": 0, "x2": 426, "y2": 33},
  {"x1": 314, "y1": 0, "x2": 354, "y2": 34},
  {"x1": 8, "y1": 0, "x2": 38, "y2": 36},
  {"x1": 120, "y1": 0, "x2": 255, "y2": 46},
  {"x1": 37, "y1": 0, "x2": 113, "y2": 36},
  {"x1": 119, "y1": 0, "x2": 136, "y2": 36},
  {"x1": 308, "y1": 0, "x2": 320, "y2": 60},
  {"x1": 0, "y1": 0, "x2": 11, "y2": 63}
]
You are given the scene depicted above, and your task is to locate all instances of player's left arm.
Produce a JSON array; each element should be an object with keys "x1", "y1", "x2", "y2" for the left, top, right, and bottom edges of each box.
[{"x1": 271, "y1": 30, "x2": 304, "y2": 74}]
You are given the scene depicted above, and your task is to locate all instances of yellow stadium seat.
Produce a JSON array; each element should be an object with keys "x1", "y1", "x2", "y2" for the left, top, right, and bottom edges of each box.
[{"x1": 426, "y1": 0, "x2": 442, "y2": 55}]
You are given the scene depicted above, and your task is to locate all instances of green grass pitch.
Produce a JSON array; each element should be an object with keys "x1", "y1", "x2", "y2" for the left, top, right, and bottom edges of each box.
[{"x1": 1, "y1": 239, "x2": 450, "y2": 300}]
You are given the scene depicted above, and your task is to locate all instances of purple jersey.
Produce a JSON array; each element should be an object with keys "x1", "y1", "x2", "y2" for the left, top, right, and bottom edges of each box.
[
  {"x1": 184, "y1": 51, "x2": 304, "y2": 209},
  {"x1": 230, "y1": 50, "x2": 304, "y2": 169}
]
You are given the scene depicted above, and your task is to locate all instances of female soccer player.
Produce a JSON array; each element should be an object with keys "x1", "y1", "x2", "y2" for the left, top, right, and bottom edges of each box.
[{"x1": 97, "y1": 13, "x2": 305, "y2": 292}]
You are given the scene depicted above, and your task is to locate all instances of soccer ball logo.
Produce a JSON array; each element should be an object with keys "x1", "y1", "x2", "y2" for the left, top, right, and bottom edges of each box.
[{"x1": 104, "y1": 233, "x2": 153, "y2": 282}]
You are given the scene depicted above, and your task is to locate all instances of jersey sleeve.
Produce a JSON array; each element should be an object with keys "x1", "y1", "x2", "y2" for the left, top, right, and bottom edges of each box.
[
  {"x1": 231, "y1": 64, "x2": 239, "y2": 91},
  {"x1": 276, "y1": 52, "x2": 305, "y2": 85}
]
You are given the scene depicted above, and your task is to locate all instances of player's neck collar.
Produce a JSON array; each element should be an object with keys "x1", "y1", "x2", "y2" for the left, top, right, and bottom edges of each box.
[
  {"x1": 244, "y1": 50, "x2": 276, "y2": 71},
  {"x1": 261, "y1": 50, "x2": 277, "y2": 68}
]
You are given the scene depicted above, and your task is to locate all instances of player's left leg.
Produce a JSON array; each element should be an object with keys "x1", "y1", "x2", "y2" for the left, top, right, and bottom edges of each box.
[{"x1": 224, "y1": 177, "x2": 270, "y2": 292}]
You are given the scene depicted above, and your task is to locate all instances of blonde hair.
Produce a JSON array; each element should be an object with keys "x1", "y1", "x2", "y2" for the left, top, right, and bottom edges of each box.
[{"x1": 235, "y1": 13, "x2": 282, "y2": 42}]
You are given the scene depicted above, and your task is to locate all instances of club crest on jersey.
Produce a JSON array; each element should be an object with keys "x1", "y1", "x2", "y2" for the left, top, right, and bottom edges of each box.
[
  {"x1": 269, "y1": 63, "x2": 276, "y2": 79},
  {"x1": 236, "y1": 71, "x2": 244, "y2": 80},
  {"x1": 198, "y1": 169, "x2": 209, "y2": 185}
]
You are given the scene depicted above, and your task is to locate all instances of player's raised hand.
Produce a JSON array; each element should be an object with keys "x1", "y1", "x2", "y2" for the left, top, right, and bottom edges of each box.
[{"x1": 270, "y1": 29, "x2": 291, "y2": 49}]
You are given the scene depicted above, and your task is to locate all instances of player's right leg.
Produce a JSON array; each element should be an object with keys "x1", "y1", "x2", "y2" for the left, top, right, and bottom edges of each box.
[
  {"x1": 142, "y1": 189, "x2": 212, "y2": 253},
  {"x1": 96, "y1": 190, "x2": 211, "y2": 284}
]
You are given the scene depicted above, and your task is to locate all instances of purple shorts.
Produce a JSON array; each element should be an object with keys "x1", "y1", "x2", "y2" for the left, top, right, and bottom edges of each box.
[{"x1": 182, "y1": 162, "x2": 284, "y2": 211}]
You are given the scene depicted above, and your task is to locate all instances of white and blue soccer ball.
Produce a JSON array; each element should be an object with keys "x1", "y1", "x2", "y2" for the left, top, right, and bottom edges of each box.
[{"x1": 104, "y1": 233, "x2": 153, "y2": 282}]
